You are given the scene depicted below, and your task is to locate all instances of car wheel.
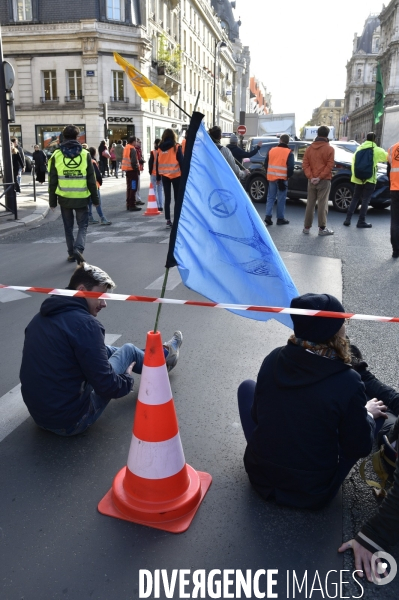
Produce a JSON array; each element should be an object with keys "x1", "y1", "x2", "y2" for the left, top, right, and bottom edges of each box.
[
  {"x1": 330, "y1": 181, "x2": 354, "y2": 213},
  {"x1": 248, "y1": 176, "x2": 267, "y2": 203}
]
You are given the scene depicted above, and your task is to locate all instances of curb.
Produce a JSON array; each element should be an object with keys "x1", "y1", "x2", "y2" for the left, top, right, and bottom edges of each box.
[{"x1": 0, "y1": 197, "x2": 50, "y2": 236}]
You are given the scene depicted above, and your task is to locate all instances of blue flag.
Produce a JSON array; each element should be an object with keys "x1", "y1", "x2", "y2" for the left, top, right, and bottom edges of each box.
[{"x1": 166, "y1": 113, "x2": 298, "y2": 327}]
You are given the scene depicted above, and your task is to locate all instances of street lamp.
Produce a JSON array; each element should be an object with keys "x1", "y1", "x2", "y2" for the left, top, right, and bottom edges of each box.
[{"x1": 212, "y1": 40, "x2": 227, "y2": 126}]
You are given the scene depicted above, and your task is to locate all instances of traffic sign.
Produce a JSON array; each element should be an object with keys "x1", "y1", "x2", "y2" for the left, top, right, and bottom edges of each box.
[{"x1": 237, "y1": 125, "x2": 247, "y2": 135}]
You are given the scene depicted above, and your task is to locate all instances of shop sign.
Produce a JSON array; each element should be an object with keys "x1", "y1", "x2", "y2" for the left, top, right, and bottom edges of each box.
[{"x1": 108, "y1": 117, "x2": 134, "y2": 123}]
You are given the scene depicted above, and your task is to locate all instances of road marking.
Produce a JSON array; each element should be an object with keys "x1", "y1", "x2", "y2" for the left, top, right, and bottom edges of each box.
[
  {"x1": 0, "y1": 384, "x2": 30, "y2": 443},
  {"x1": 145, "y1": 266, "x2": 182, "y2": 290},
  {"x1": 159, "y1": 238, "x2": 170, "y2": 244},
  {"x1": 137, "y1": 230, "x2": 166, "y2": 237},
  {"x1": 123, "y1": 225, "x2": 163, "y2": 233},
  {"x1": 0, "y1": 288, "x2": 31, "y2": 303},
  {"x1": 104, "y1": 333, "x2": 122, "y2": 345},
  {"x1": 33, "y1": 237, "x2": 65, "y2": 243},
  {"x1": 92, "y1": 236, "x2": 138, "y2": 243}
]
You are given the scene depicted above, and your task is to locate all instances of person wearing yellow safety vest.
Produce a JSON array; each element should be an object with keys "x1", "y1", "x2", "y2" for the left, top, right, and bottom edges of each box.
[
  {"x1": 343, "y1": 132, "x2": 388, "y2": 228},
  {"x1": 121, "y1": 136, "x2": 141, "y2": 211},
  {"x1": 156, "y1": 128, "x2": 184, "y2": 227},
  {"x1": 264, "y1": 134, "x2": 294, "y2": 226},
  {"x1": 48, "y1": 124, "x2": 99, "y2": 264},
  {"x1": 388, "y1": 140, "x2": 399, "y2": 258}
]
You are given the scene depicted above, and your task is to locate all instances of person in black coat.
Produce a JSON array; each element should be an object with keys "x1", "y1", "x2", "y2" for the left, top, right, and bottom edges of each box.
[
  {"x1": 32, "y1": 144, "x2": 48, "y2": 183},
  {"x1": 11, "y1": 142, "x2": 24, "y2": 193},
  {"x1": 238, "y1": 293, "x2": 394, "y2": 510},
  {"x1": 226, "y1": 134, "x2": 262, "y2": 164}
]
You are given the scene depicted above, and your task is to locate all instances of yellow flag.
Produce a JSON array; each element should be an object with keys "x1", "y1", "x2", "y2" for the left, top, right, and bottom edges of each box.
[{"x1": 113, "y1": 52, "x2": 170, "y2": 107}]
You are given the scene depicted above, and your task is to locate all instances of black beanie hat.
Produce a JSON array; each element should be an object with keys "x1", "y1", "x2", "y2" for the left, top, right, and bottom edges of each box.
[{"x1": 290, "y1": 293, "x2": 345, "y2": 343}]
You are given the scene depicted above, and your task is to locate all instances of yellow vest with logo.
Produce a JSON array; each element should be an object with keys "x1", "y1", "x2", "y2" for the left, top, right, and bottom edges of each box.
[{"x1": 51, "y1": 149, "x2": 90, "y2": 198}]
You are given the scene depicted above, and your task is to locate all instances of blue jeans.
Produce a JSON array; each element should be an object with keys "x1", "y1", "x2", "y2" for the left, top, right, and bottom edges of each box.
[
  {"x1": 151, "y1": 174, "x2": 164, "y2": 209},
  {"x1": 60, "y1": 205, "x2": 89, "y2": 256},
  {"x1": 237, "y1": 379, "x2": 384, "y2": 506},
  {"x1": 89, "y1": 189, "x2": 104, "y2": 219},
  {"x1": 43, "y1": 344, "x2": 145, "y2": 436},
  {"x1": 265, "y1": 180, "x2": 287, "y2": 220}
]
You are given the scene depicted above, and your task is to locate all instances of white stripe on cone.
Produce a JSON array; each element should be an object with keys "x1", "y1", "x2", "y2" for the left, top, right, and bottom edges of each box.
[
  {"x1": 127, "y1": 433, "x2": 186, "y2": 479},
  {"x1": 138, "y1": 364, "x2": 173, "y2": 406},
  {"x1": 147, "y1": 185, "x2": 157, "y2": 208}
]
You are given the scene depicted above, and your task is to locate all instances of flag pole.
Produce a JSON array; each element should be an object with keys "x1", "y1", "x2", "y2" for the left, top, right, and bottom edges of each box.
[
  {"x1": 169, "y1": 97, "x2": 191, "y2": 119},
  {"x1": 152, "y1": 102, "x2": 199, "y2": 333}
]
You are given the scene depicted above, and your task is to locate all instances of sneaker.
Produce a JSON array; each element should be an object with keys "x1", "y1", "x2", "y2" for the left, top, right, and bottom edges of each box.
[
  {"x1": 67, "y1": 255, "x2": 76, "y2": 262},
  {"x1": 73, "y1": 250, "x2": 85, "y2": 264},
  {"x1": 166, "y1": 220, "x2": 173, "y2": 228},
  {"x1": 163, "y1": 331, "x2": 183, "y2": 372},
  {"x1": 302, "y1": 227, "x2": 310, "y2": 234},
  {"x1": 130, "y1": 206, "x2": 142, "y2": 211},
  {"x1": 318, "y1": 227, "x2": 334, "y2": 236},
  {"x1": 277, "y1": 218, "x2": 289, "y2": 225},
  {"x1": 159, "y1": 207, "x2": 164, "y2": 212},
  {"x1": 136, "y1": 200, "x2": 145, "y2": 206},
  {"x1": 264, "y1": 216, "x2": 273, "y2": 225},
  {"x1": 356, "y1": 221, "x2": 372, "y2": 228},
  {"x1": 88, "y1": 216, "x2": 99, "y2": 224},
  {"x1": 343, "y1": 218, "x2": 351, "y2": 226},
  {"x1": 100, "y1": 217, "x2": 112, "y2": 225}
]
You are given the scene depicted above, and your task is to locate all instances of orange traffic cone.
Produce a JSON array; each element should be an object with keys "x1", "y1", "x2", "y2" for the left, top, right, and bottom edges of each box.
[
  {"x1": 143, "y1": 182, "x2": 161, "y2": 216},
  {"x1": 98, "y1": 331, "x2": 212, "y2": 533}
]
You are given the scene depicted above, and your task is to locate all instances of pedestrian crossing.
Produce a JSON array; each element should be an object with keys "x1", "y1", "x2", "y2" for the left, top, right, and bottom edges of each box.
[{"x1": 32, "y1": 217, "x2": 171, "y2": 245}]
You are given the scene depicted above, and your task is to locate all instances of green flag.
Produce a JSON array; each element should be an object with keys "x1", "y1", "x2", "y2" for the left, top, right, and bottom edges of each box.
[{"x1": 374, "y1": 63, "x2": 384, "y2": 124}]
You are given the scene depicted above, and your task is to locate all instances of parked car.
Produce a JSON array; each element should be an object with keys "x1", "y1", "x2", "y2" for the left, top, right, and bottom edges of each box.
[
  {"x1": 243, "y1": 140, "x2": 390, "y2": 212},
  {"x1": 24, "y1": 150, "x2": 33, "y2": 173},
  {"x1": 330, "y1": 140, "x2": 359, "y2": 153}
]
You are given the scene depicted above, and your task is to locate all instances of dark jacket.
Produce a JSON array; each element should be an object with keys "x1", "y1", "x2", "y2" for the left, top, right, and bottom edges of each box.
[
  {"x1": 11, "y1": 151, "x2": 24, "y2": 176},
  {"x1": 226, "y1": 143, "x2": 260, "y2": 164},
  {"x1": 156, "y1": 140, "x2": 184, "y2": 181},
  {"x1": 48, "y1": 140, "x2": 98, "y2": 208},
  {"x1": 356, "y1": 423, "x2": 399, "y2": 554},
  {"x1": 20, "y1": 296, "x2": 133, "y2": 430},
  {"x1": 32, "y1": 149, "x2": 47, "y2": 173},
  {"x1": 263, "y1": 143, "x2": 295, "y2": 179},
  {"x1": 244, "y1": 343, "x2": 375, "y2": 509}
]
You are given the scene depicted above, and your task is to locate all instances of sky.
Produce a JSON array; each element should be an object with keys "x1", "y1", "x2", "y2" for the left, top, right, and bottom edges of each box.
[{"x1": 235, "y1": 0, "x2": 385, "y2": 131}]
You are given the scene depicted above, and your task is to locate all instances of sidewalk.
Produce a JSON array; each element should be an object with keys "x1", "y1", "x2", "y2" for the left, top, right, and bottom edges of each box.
[{"x1": 0, "y1": 192, "x2": 50, "y2": 237}]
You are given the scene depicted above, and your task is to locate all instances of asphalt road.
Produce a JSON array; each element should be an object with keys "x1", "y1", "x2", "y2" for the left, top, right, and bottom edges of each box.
[{"x1": 0, "y1": 175, "x2": 398, "y2": 599}]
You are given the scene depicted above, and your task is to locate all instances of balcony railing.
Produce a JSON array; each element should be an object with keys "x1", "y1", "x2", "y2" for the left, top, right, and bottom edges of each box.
[
  {"x1": 65, "y1": 95, "x2": 84, "y2": 102},
  {"x1": 110, "y1": 96, "x2": 129, "y2": 103},
  {"x1": 40, "y1": 97, "x2": 59, "y2": 103}
]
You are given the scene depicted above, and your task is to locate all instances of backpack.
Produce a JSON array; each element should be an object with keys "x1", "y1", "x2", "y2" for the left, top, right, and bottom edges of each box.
[{"x1": 354, "y1": 144, "x2": 374, "y2": 181}]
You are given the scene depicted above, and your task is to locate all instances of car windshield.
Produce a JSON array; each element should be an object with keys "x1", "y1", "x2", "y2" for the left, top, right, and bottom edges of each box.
[
  {"x1": 257, "y1": 143, "x2": 278, "y2": 157},
  {"x1": 332, "y1": 146, "x2": 354, "y2": 164},
  {"x1": 332, "y1": 143, "x2": 359, "y2": 153}
]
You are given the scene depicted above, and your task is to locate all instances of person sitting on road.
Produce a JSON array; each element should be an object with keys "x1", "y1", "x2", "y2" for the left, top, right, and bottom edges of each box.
[
  {"x1": 19, "y1": 263, "x2": 183, "y2": 437},
  {"x1": 226, "y1": 134, "x2": 262, "y2": 165},
  {"x1": 339, "y1": 416, "x2": 399, "y2": 583},
  {"x1": 237, "y1": 293, "x2": 399, "y2": 510}
]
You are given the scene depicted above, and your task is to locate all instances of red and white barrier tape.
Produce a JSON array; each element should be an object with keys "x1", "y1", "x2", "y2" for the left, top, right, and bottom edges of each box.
[{"x1": 1, "y1": 284, "x2": 398, "y2": 323}]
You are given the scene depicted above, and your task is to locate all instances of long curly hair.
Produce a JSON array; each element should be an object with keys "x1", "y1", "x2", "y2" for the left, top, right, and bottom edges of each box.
[{"x1": 289, "y1": 331, "x2": 351, "y2": 363}]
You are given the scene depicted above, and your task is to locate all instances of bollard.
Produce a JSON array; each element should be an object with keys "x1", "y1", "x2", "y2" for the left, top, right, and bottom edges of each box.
[{"x1": 31, "y1": 160, "x2": 36, "y2": 202}]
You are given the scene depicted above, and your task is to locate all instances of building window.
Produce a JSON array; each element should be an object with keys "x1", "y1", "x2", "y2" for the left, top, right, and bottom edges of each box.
[
  {"x1": 107, "y1": 0, "x2": 124, "y2": 21},
  {"x1": 41, "y1": 71, "x2": 58, "y2": 101},
  {"x1": 13, "y1": 0, "x2": 32, "y2": 21},
  {"x1": 67, "y1": 70, "x2": 82, "y2": 100},
  {"x1": 112, "y1": 71, "x2": 125, "y2": 101}
]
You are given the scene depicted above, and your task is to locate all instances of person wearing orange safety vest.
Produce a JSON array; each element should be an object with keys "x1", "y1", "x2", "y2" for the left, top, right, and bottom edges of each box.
[
  {"x1": 264, "y1": 134, "x2": 294, "y2": 226},
  {"x1": 121, "y1": 136, "x2": 141, "y2": 211},
  {"x1": 148, "y1": 138, "x2": 164, "y2": 211},
  {"x1": 388, "y1": 141, "x2": 399, "y2": 258},
  {"x1": 156, "y1": 128, "x2": 184, "y2": 227}
]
